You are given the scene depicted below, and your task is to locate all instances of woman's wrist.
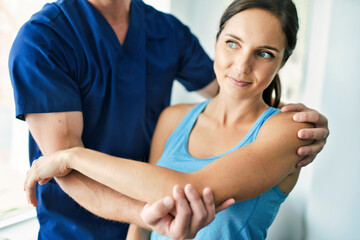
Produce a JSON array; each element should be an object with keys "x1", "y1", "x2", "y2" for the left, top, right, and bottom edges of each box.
[{"x1": 62, "y1": 147, "x2": 82, "y2": 171}]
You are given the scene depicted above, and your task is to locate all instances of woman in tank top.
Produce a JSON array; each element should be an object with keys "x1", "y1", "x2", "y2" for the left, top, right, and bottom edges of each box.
[{"x1": 24, "y1": 0, "x2": 324, "y2": 239}]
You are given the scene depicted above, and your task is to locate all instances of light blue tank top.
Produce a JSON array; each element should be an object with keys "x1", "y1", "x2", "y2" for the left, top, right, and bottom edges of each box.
[{"x1": 151, "y1": 100, "x2": 287, "y2": 240}]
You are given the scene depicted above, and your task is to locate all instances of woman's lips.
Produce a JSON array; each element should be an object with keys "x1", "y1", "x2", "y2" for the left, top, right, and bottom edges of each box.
[{"x1": 228, "y1": 77, "x2": 252, "y2": 87}]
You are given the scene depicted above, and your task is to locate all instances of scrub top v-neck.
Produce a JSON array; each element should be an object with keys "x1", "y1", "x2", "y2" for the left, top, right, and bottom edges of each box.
[
  {"x1": 89, "y1": 0, "x2": 144, "y2": 58},
  {"x1": 9, "y1": 0, "x2": 215, "y2": 239}
]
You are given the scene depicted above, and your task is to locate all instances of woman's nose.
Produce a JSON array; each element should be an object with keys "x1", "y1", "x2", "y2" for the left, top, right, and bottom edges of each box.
[{"x1": 234, "y1": 52, "x2": 252, "y2": 74}]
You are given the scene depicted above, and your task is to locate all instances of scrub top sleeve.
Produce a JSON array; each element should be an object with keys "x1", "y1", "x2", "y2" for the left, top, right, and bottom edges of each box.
[
  {"x1": 175, "y1": 21, "x2": 215, "y2": 92},
  {"x1": 9, "y1": 22, "x2": 82, "y2": 121}
]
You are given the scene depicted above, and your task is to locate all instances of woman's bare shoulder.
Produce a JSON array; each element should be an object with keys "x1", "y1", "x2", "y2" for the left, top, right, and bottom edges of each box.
[
  {"x1": 149, "y1": 103, "x2": 198, "y2": 164},
  {"x1": 265, "y1": 111, "x2": 313, "y2": 130},
  {"x1": 155, "y1": 103, "x2": 198, "y2": 138},
  {"x1": 163, "y1": 103, "x2": 197, "y2": 117},
  {"x1": 257, "y1": 111, "x2": 314, "y2": 147},
  {"x1": 159, "y1": 103, "x2": 197, "y2": 125}
]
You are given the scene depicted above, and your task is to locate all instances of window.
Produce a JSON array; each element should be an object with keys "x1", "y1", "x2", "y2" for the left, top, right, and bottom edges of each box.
[{"x1": 0, "y1": 0, "x2": 50, "y2": 232}]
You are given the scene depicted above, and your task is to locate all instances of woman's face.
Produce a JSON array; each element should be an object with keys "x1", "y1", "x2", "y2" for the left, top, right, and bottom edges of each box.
[{"x1": 214, "y1": 8, "x2": 286, "y2": 101}]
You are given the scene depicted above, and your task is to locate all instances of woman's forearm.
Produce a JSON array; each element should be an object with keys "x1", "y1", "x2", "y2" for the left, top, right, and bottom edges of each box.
[
  {"x1": 67, "y1": 141, "x2": 288, "y2": 206},
  {"x1": 68, "y1": 147, "x2": 236, "y2": 206},
  {"x1": 67, "y1": 146, "x2": 269, "y2": 207},
  {"x1": 68, "y1": 147, "x2": 195, "y2": 205}
]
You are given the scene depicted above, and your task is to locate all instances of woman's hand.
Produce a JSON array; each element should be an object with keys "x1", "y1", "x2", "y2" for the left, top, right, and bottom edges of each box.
[
  {"x1": 24, "y1": 149, "x2": 73, "y2": 206},
  {"x1": 281, "y1": 103, "x2": 329, "y2": 168}
]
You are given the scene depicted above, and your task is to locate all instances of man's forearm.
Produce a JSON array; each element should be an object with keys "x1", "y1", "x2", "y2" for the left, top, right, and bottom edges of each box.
[{"x1": 55, "y1": 170, "x2": 147, "y2": 227}]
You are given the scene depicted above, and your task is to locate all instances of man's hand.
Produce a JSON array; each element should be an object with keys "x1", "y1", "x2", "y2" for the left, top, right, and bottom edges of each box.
[
  {"x1": 141, "y1": 184, "x2": 234, "y2": 240},
  {"x1": 282, "y1": 103, "x2": 329, "y2": 168}
]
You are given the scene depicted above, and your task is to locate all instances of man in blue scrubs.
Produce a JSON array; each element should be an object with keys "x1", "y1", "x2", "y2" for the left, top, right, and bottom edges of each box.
[
  {"x1": 9, "y1": 0, "x2": 329, "y2": 239},
  {"x1": 9, "y1": 0, "x2": 222, "y2": 239}
]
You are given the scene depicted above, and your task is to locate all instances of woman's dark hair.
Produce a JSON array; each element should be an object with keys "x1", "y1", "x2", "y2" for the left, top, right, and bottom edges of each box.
[{"x1": 216, "y1": 0, "x2": 299, "y2": 107}]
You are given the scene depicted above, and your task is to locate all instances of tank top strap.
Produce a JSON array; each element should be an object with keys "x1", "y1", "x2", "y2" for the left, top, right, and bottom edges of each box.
[
  {"x1": 230, "y1": 106, "x2": 281, "y2": 150},
  {"x1": 163, "y1": 100, "x2": 210, "y2": 153}
]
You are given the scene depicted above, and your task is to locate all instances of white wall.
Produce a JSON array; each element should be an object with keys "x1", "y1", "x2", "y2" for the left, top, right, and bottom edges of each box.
[
  {"x1": 304, "y1": 0, "x2": 360, "y2": 239},
  {"x1": 169, "y1": 0, "x2": 229, "y2": 105}
]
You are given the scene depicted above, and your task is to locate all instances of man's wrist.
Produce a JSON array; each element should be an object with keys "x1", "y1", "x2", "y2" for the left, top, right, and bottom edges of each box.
[{"x1": 134, "y1": 201, "x2": 150, "y2": 229}]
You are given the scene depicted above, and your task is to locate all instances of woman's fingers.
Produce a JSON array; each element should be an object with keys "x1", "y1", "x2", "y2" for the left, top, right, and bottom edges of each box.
[
  {"x1": 24, "y1": 168, "x2": 39, "y2": 206},
  {"x1": 24, "y1": 157, "x2": 52, "y2": 207}
]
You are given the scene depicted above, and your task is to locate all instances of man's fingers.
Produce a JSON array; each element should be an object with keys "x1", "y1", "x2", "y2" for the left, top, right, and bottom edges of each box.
[
  {"x1": 281, "y1": 103, "x2": 307, "y2": 112},
  {"x1": 202, "y1": 187, "x2": 235, "y2": 229},
  {"x1": 297, "y1": 128, "x2": 329, "y2": 140},
  {"x1": 144, "y1": 186, "x2": 234, "y2": 239},
  {"x1": 297, "y1": 140, "x2": 325, "y2": 156},
  {"x1": 296, "y1": 155, "x2": 316, "y2": 168},
  {"x1": 184, "y1": 184, "x2": 207, "y2": 233},
  {"x1": 201, "y1": 187, "x2": 215, "y2": 225},
  {"x1": 169, "y1": 185, "x2": 191, "y2": 238},
  {"x1": 293, "y1": 111, "x2": 328, "y2": 127},
  {"x1": 215, "y1": 198, "x2": 235, "y2": 213},
  {"x1": 141, "y1": 197, "x2": 174, "y2": 225}
]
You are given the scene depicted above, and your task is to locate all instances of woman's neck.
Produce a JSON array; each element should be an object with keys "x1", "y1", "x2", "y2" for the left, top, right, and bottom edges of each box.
[{"x1": 205, "y1": 95, "x2": 269, "y2": 127}]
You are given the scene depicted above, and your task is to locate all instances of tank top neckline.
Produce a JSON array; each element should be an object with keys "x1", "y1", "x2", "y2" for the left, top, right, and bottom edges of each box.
[{"x1": 183, "y1": 100, "x2": 274, "y2": 161}]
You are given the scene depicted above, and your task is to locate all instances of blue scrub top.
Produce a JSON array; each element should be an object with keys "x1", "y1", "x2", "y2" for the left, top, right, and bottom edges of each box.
[{"x1": 9, "y1": 0, "x2": 215, "y2": 239}]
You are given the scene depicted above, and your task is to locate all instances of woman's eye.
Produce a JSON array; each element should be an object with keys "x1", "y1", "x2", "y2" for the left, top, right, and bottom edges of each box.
[
  {"x1": 257, "y1": 51, "x2": 274, "y2": 59},
  {"x1": 226, "y1": 41, "x2": 238, "y2": 49}
]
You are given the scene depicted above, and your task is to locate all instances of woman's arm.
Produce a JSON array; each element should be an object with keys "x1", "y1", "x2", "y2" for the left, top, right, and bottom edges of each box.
[
  {"x1": 26, "y1": 105, "x2": 312, "y2": 208},
  {"x1": 27, "y1": 109, "x2": 313, "y2": 207},
  {"x1": 63, "y1": 113, "x2": 310, "y2": 206}
]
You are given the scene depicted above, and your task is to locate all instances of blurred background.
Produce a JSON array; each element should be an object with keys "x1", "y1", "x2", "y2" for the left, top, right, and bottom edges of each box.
[{"x1": 0, "y1": 0, "x2": 359, "y2": 239}]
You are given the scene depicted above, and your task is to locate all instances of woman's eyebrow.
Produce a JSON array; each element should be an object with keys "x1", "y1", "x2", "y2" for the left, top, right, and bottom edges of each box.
[
  {"x1": 225, "y1": 33, "x2": 243, "y2": 43},
  {"x1": 259, "y1": 45, "x2": 280, "y2": 52},
  {"x1": 225, "y1": 34, "x2": 280, "y2": 52}
]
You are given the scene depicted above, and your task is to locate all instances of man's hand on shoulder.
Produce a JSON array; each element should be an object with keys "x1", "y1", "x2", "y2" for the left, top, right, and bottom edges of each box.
[{"x1": 281, "y1": 103, "x2": 329, "y2": 168}]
